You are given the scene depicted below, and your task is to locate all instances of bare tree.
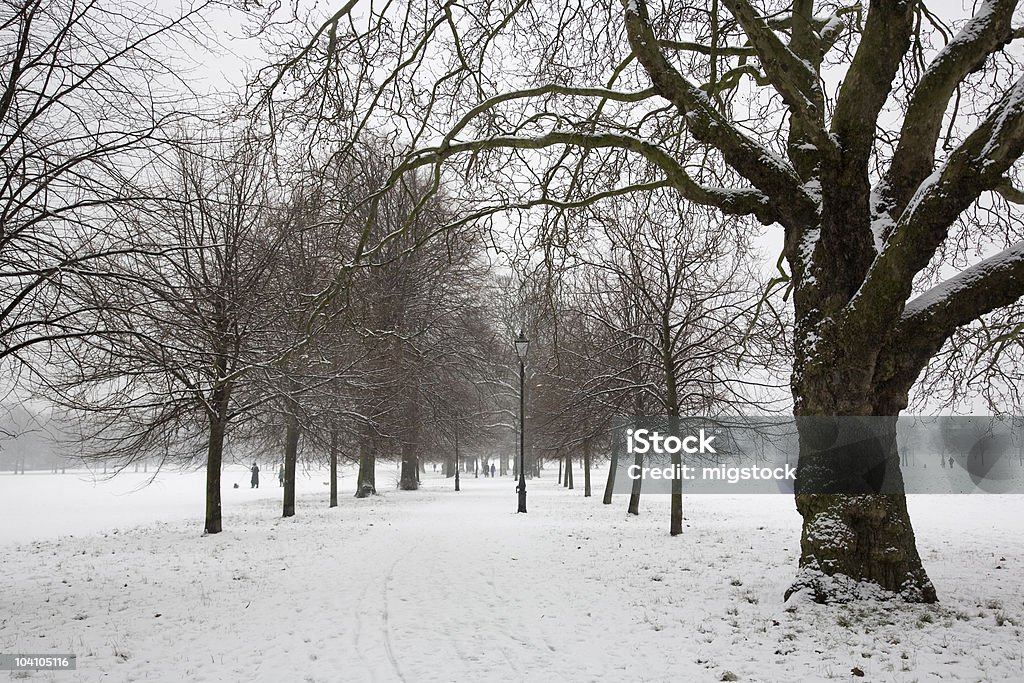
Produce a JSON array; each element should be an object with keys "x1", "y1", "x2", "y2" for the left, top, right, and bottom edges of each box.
[
  {"x1": 533, "y1": 193, "x2": 786, "y2": 530},
  {"x1": 260, "y1": 0, "x2": 1024, "y2": 601},
  {"x1": 42, "y1": 133, "x2": 291, "y2": 534},
  {"x1": 0, "y1": 0, "x2": 207, "y2": 377}
]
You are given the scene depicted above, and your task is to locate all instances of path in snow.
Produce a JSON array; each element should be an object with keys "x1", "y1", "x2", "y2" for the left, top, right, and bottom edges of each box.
[{"x1": 2, "y1": 468, "x2": 1023, "y2": 681}]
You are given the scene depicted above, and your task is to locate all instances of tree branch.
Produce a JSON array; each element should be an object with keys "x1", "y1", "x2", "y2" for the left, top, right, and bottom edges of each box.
[
  {"x1": 621, "y1": 0, "x2": 817, "y2": 232},
  {"x1": 849, "y1": 75, "x2": 1024, "y2": 333},
  {"x1": 830, "y1": 0, "x2": 915, "y2": 173},
  {"x1": 719, "y1": 0, "x2": 834, "y2": 156},
  {"x1": 880, "y1": 0, "x2": 1018, "y2": 221},
  {"x1": 874, "y1": 241, "x2": 1024, "y2": 403},
  {"x1": 358, "y1": 130, "x2": 777, "y2": 258}
]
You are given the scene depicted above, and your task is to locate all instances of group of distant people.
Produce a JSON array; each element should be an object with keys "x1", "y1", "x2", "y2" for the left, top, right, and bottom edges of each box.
[{"x1": 248, "y1": 460, "x2": 501, "y2": 488}]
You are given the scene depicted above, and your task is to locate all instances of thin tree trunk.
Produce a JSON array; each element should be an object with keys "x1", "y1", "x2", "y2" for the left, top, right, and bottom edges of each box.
[
  {"x1": 204, "y1": 405, "x2": 228, "y2": 534},
  {"x1": 355, "y1": 439, "x2": 376, "y2": 498},
  {"x1": 329, "y1": 427, "x2": 338, "y2": 508},
  {"x1": 454, "y1": 428, "x2": 461, "y2": 492},
  {"x1": 583, "y1": 440, "x2": 592, "y2": 497},
  {"x1": 627, "y1": 448, "x2": 643, "y2": 515},
  {"x1": 400, "y1": 442, "x2": 419, "y2": 490},
  {"x1": 400, "y1": 397, "x2": 420, "y2": 489},
  {"x1": 558, "y1": 456, "x2": 563, "y2": 485},
  {"x1": 603, "y1": 432, "x2": 618, "y2": 504},
  {"x1": 566, "y1": 453, "x2": 574, "y2": 489},
  {"x1": 669, "y1": 416, "x2": 682, "y2": 536},
  {"x1": 282, "y1": 406, "x2": 299, "y2": 518}
]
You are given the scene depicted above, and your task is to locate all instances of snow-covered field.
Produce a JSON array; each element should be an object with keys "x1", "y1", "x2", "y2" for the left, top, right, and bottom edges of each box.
[{"x1": 2, "y1": 465, "x2": 1023, "y2": 682}]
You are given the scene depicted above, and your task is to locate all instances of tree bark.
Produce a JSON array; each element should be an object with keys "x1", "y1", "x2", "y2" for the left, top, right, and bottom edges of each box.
[
  {"x1": 282, "y1": 405, "x2": 299, "y2": 518},
  {"x1": 454, "y1": 428, "x2": 461, "y2": 492},
  {"x1": 603, "y1": 431, "x2": 618, "y2": 504},
  {"x1": 669, "y1": 416, "x2": 682, "y2": 536},
  {"x1": 788, "y1": 356, "x2": 936, "y2": 602},
  {"x1": 399, "y1": 442, "x2": 419, "y2": 490},
  {"x1": 355, "y1": 438, "x2": 376, "y2": 498},
  {"x1": 329, "y1": 427, "x2": 338, "y2": 508},
  {"x1": 627, "y1": 450, "x2": 643, "y2": 515},
  {"x1": 400, "y1": 398, "x2": 420, "y2": 489},
  {"x1": 203, "y1": 384, "x2": 231, "y2": 535},
  {"x1": 204, "y1": 409, "x2": 228, "y2": 534},
  {"x1": 583, "y1": 440, "x2": 592, "y2": 497}
]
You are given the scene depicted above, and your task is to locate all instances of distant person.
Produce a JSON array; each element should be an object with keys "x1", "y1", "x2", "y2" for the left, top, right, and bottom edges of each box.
[
  {"x1": 279, "y1": 464, "x2": 285, "y2": 487},
  {"x1": 251, "y1": 462, "x2": 260, "y2": 489},
  {"x1": 490, "y1": 463, "x2": 496, "y2": 477}
]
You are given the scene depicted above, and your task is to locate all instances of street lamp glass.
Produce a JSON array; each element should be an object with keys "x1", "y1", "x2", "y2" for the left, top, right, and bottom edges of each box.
[{"x1": 515, "y1": 330, "x2": 530, "y2": 360}]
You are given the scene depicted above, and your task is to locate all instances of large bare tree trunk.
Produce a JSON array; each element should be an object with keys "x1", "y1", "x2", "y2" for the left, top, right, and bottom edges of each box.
[{"x1": 790, "y1": 352, "x2": 937, "y2": 602}]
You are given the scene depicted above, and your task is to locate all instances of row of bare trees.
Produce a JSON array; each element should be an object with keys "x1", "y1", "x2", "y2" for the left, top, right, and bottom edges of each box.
[
  {"x1": 251, "y1": 0, "x2": 1024, "y2": 603},
  {"x1": 10, "y1": 0, "x2": 1022, "y2": 607}
]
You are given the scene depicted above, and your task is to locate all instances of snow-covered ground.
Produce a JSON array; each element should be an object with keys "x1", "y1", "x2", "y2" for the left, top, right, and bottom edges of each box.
[{"x1": 1, "y1": 466, "x2": 1022, "y2": 682}]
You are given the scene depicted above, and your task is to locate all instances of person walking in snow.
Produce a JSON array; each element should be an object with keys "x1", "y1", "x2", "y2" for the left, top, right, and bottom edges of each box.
[
  {"x1": 278, "y1": 464, "x2": 285, "y2": 487},
  {"x1": 490, "y1": 463, "x2": 496, "y2": 477},
  {"x1": 251, "y1": 462, "x2": 260, "y2": 489}
]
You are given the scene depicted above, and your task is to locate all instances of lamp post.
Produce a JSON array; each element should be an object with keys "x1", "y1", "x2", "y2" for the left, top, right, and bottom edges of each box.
[{"x1": 515, "y1": 329, "x2": 530, "y2": 513}]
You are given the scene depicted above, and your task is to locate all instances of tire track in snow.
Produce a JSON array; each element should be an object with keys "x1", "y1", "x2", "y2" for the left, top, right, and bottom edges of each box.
[
  {"x1": 351, "y1": 570, "x2": 376, "y2": 682},
  {"x1": 381, "y1": 541, "x2": 420, "y2": 682}
]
